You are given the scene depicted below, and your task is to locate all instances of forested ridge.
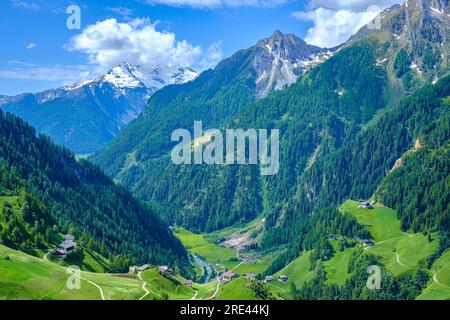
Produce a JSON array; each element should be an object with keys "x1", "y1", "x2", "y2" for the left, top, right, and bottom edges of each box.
[{"x1": 0, "y1": 110, "x2": 189, "y2": 272}]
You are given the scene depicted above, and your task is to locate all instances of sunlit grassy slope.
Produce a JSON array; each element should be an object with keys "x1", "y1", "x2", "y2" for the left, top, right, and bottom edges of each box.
[{"x1": 340, "y1": 200, "x2": 439, "y2": 276}]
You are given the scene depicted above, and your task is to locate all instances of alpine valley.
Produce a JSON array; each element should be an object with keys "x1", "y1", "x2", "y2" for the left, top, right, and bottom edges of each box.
[{"x1": 0, "y1": 0, "x2": 449, "y2": 301}]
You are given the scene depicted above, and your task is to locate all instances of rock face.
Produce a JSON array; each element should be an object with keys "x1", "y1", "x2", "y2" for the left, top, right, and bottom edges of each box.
[
  {"x1": 252, "y1": 31, "x2": 331, "y2": 98},
  {"x1": 351, "y1": 0, "x2": 449, "y2": 81},
  {"x1": 0, "y1": 63, "x2": 198, "y2": 154}
]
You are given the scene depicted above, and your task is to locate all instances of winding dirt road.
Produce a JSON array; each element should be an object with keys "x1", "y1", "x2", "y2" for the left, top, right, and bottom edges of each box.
[{"x1": 138, "y1": 272, "x2": 150, "y2": 300}]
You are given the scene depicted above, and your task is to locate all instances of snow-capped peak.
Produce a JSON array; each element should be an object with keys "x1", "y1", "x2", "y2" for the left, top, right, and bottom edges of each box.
[{"x1": 100, "y1": 62, "x2": 199, "y2": 91}]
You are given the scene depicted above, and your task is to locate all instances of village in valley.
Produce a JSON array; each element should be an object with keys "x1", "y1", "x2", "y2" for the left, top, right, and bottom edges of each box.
[{"x1": 46, "y1": 201, "x2": 382, "y2": 300}]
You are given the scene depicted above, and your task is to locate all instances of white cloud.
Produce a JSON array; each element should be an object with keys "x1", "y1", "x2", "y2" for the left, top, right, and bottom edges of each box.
[
  {"x1": 26, "y1": 42, "x2": 36, "y2": 49},
  {"x1": 106, "y1": 6, "x2": 133, "y2": 18},
  {"x1": 0, "y1": 61, "x2": 94, "y2": 84},
  {"x1": 10, "y1": 0, "x2": 40, "y2": 11},
  {"x1": 310, "y1": 0, "x2": 403, "y2": 11},
  {"x1": 66, "y1": 18, "x2": 202, "y2": 70},
  {"x1": 199, "y1": 41, "x2": 223, "y2": 70},
  {"x1": 293, "y1": 0, "x2": 404, "y2": 48},
  {"x1": 146, "y1": 0, "x2": 287, "y2": 9}
]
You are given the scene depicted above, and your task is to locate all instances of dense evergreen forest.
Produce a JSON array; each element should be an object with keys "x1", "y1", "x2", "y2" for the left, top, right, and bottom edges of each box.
[
  {"x1": 265, "y1": 76, "x2": 449, "y2": 274},
  {"x1": 0, "y1": 110, "x2": 189, "y2": 272}
]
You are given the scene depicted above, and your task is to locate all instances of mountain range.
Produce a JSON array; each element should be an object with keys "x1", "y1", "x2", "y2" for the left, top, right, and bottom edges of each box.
[
  {"x1": 0, "y1": 63, "x2": 198, "y2": 154},
  {"x1": 0, "y1": 0, "x2": 449, "y2": 301}
]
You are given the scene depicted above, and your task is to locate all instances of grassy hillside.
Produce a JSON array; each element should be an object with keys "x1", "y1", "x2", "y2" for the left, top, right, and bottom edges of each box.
[
  {"x1": 0, "y1": 244, "x2": 102, "y2": 300},
  {"x1": 0, "y1": 244, "x2": 195, "y2": 300},
  {"x1": 215, "y1": 278, "x2": 259, "y2": 300},
  {"x1": 417, "y1": 250, "x2": 450, "y2": 300},
  {"x1": 340, "y1": 200, "x2": 439, "y2": 276},
  {"x1": 323, "y1": 245, "x2": 358, "y2": 286},
  {"x1": 267, "y1": 200, "x2": 449, "y2": 300},
  {"x1": 272, "y1": 251, "x2": 315, "y2": 295},
  {"x1": 0, "y1": 110, "x2": 191, "y2": 273},
  {"x1": 140, "y1": 269, "x2": 194, "y2": 300}
]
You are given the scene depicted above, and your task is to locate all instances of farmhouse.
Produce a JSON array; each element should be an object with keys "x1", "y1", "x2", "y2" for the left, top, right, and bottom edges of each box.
[
  {"x1": 361, "y1": 239, "x2": 374, "y2": 247},
  {"x1": 220, "y1": 270, "x2": 238, "y2": 284},
  {"x1": 130, "y1": 264, "x2": 150, "y2": 274},
  {"x1": 182, "y1": 280, "x2": 194, "y2": 288},
  {"x1": 159, "y1": 265, "x2": 174, "y2": 277},
  {"x1": 52, "y1": 235, "x2": 76, "y2": 259},
  {"x1": 245, "y1": 273, "x2": 257, "y2": 280},
  {"x1": 361, "y1": 202, "x2": 373, "y2": 209},
  {"x1": 278, "y1": 275, "x2": 288, "y2": 282}
]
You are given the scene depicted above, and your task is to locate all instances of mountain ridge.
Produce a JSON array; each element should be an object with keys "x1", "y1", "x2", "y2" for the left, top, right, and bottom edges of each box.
[{"x1": 0, "y1": 63, "x2": 198, "y2": 154}]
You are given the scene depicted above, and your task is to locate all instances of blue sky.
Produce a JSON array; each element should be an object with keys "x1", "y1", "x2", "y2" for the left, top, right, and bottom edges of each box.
[{"x1": 0, "y1": 0, "x2": 402, "y2": 95}]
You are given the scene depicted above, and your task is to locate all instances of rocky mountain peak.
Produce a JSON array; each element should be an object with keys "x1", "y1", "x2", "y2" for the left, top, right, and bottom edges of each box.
[{"x1": 253, "y1": 31, "x2": 331, "y2": 98}]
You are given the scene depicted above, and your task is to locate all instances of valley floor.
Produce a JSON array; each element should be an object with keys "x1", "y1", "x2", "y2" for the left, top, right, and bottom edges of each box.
[{"x1": 0, "y1": 200, "x2": 449, "y2": 300}]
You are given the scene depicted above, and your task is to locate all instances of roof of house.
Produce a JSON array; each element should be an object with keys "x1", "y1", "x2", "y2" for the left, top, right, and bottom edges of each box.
[
  {"x1": 54, "y1": 248, "x2": 67, "y2": 255},
  {"x1": 59, "y1": 241, "x2": 75, "y2": 250},
  {"x1": 223, "y1": 271, "x2": 236, "y2": 278}
]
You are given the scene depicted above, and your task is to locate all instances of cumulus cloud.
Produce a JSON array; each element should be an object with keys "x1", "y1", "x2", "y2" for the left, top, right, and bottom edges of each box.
[
  {"x1": 293, "y1": 0, "x2": 404, "y2": 48},
  {"x1": 66, "y1": 18, "x2": 202, "y2": 70},
  {"x1": 199, "y1": 41, "x2": 223, "y2": 70},
  {"x1": 146, "y1": 0, "x2": 287, "y2": 9}
]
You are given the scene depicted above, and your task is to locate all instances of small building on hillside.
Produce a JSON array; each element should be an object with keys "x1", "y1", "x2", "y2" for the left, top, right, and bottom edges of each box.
[
  {"x1": 278, "y1": 275, "x2": 288, "y2": 282},
  {"x1": 52, "y1": 235, "x2": 76, "y2": 259},
  {"x1": 182, "y1": 280, "x2": 193, "y2": 288},
  {"x1": 130, "y1": 264, "x2": 150, "y2": 274},
  {"x1": 264, "y1": 276, "x2": 273, "y2": 282},
  {"x1": 137, "y1": 264, "x2": 149, "y2": 272},
  {"x1": 159, "y1": 265, "x2": 174, "y2": 277},
  {"x1": 220, "y1": 270, "x2": 238, "y2": 284},
  {"x1": 245, "y1": 273, "x2": 257, "y2": 280},
  {"x1": 361, "y1": 202, "x2": 373, "y2": 209},
  {"x1": 361, "y1": 239, "x2": 374, "y2": 248}
]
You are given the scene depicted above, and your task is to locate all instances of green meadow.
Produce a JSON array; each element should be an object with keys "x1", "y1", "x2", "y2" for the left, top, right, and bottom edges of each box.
[
  {"x1": 340, "y1": 200, "x2": 439, "y2": 276},
  {"x1": 417, "y1": 250, "x2": 450, "y2": 300},
  {"x1": 140, "y1": 269, "x2": 194, "y2": 300},
  {"x1": 174, "y1": 227, "x2": 238, "y2": 267},
  {"x1": 215, "y1": 278, "x2": 259, "y2": 300}
]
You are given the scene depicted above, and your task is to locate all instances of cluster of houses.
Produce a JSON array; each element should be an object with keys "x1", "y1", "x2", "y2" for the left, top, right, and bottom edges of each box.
[
  {"x1": 358, "y1": 200, "x2": 377, "y2": 209},
  {"x1": 51, "y1": 235, "x2": 76, "y2": 259}
]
